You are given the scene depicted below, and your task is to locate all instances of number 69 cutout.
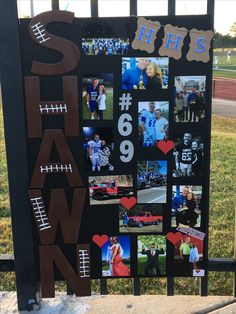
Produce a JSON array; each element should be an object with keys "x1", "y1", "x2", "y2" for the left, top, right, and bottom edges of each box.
[{"x1": 120, "y1": 140, "x2": 134, "y2": 162}]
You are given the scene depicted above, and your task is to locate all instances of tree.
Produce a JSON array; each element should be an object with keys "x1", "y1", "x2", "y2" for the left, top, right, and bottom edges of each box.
[{"x1": 230, "y1": 22, "x2": 236, "y2": 37}]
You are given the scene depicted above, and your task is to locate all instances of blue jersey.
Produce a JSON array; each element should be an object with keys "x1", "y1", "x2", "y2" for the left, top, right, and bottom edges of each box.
[
  {"x1": 87, "y1": 85, "x2": 99, "y2": 102},
  {"x1": 122, "y1": 66, "x2": 148, "y2": 90}
]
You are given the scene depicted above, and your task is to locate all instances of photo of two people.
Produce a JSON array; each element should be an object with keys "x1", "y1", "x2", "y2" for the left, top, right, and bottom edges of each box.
[
  {"x1": 122, "y1": 57, "x2": 169, "y2": 90},
  {"x1": 82, "y1": 73, "x2": 113, "y2": 120},
  {"x1": 173, "y1": 234, "x2": 203, "y2": 276}
]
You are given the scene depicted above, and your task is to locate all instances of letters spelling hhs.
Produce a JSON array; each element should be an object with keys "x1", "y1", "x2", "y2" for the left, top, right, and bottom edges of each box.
[
  {"x1": 132, "y1": 18, "x2": 213, "y2": 62},
  {"x1": 26, "y1": 11, "x2": 91, "y2": 297}
]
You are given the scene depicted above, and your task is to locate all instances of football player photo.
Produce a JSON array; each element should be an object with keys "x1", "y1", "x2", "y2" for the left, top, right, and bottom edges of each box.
[
  {"x1": 82, "y1": 73, "x2": 113, "y2": 120},
  {"x1": 173, "y1": 133, "x2": 204, "y2": 177},
  {"x1": 83, "y1": 127, "x2": 114, "y2": 172},
  {"x1": 138, "y1": 101, "x2": 169, "y2": 147}
]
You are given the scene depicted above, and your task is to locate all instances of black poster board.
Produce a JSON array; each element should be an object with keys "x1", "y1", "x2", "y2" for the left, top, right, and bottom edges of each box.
[{"x1": 11, "y1": 11, "x2": 214, "y2": 296}]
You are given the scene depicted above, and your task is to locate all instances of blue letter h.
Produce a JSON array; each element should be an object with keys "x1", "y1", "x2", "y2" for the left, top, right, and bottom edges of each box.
[
  {"x1": 138, "y1": 26, "x2": 155, "y2": 44},
  {"x1": 164, "y1": 33, "x2": 182, "y2": 50}
]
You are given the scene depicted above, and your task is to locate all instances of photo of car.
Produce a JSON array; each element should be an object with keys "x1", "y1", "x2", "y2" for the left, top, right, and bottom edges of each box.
[
  {"x1": 128, "y1": 212, "x2": 163, "y2": 228},
  {"x1": 119, "y1": 204, "x2": 163, "y2": 233},
  {"x1": 89, "y1": 175, "x2": 134, "y2": 205}
]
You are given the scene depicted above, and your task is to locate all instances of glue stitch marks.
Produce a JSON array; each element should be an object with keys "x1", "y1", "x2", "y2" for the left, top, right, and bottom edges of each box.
[
  {"x1": 40, "y1": 163, "x2": 72, "y2": 173},
  {"x1": 31, "y1": 22, "x2": 50, "y2": 44},
  {"x1": 78, "y1": 249, "x2": 90, "y2": 278},
  {"x1": 30, "y1": 197, "x2": 51, "y2": 231},
  {"x1": 39, "y1": 103, "x2": 68, "y2": 114}
]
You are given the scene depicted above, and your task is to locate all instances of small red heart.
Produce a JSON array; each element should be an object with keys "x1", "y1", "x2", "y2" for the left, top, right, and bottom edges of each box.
[
  {"x1": 157, "y1": 140, "x2": 174, "y2": 154},
  {"x1": 120, "y1": 196, "x2": 137, "y2": 210},
  {"x1": 166, "y1": 232, "x2": 182, "y2": 245},
  {"x1": 195, "y1": 269, "x2": 200, "y2": 273},
  {"x1": 92, "y1": 234, "x2": 109, "y2": 248}
]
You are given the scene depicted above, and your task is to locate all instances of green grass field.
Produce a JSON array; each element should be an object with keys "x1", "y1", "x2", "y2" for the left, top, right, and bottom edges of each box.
[
  {"x1": 213, "y1": 50, "x2": 236, "y2": 79},
  {"x1": 0, "y1": 94, "x2": 235, "y2": 294}
]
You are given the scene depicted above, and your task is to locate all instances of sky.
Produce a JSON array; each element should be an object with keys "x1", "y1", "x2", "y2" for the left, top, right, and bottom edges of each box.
[{"x1": 17, "y1": 0, "x2": 236, "y2": 35}]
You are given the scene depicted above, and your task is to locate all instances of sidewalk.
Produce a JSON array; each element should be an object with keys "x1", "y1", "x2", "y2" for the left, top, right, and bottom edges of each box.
[
  {"x1": 0, "y1": 292, "x2": 235, "y2": 314},
  {"x1": 212, "y1": 98, "x2": 236, "y2": 117}
]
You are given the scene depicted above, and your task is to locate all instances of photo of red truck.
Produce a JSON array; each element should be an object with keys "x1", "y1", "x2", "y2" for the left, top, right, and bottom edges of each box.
[{"x1": 128, "y1": 212, "x2": 163, "y2": 228}]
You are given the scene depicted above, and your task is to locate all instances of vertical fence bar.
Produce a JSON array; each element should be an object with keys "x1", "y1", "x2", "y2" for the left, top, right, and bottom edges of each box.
[
  {"x1": 207, "y1": 0, "x2": 215, "y2": 25},
  {"x1": 133, "y1": 277, "x2": 141, "y2": 295},
  {"x1": 233, "y1": 205, "x2": 236, "y2": 297},
  {"x1": 0, "y1": 0, "x2": 38, "y2": 311},
  {"x1": 51, "y1": 0, "x2": 60, "y2": 10},
  {"x1": 100, "y1": 278, "x2": 108, "y2": 295},
  {"x1": 200, "y1": 273, "x2": 208, "y2": 296},
  {"x1": 168, "y1": 0, "x2": 176, "y2": 15},
  {"x1": 91, "y1": 0, "x2": 99, "y2": 17},
  {"x1": 130, "y1": 0, "x2": 137, "y2": 16},
  {"x1": 167, "y1": 277, "x2": 174, "y2": 296}
]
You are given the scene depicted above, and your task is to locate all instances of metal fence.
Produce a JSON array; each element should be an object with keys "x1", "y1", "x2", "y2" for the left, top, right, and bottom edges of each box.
[{"x1": 0, "y1": 0, "x2": 235, "y2": 311}]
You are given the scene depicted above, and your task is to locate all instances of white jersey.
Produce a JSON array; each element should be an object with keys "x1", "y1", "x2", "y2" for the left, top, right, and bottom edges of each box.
[
  {"x1": 155, "y1": 117, "x2": 168, "y2": 140},
  {"x1": 87, "y1": 140, "x2": 101, "y2": 157},
  {"x1": 139, "y1": 110, "x2": 156, "y2": 131}
]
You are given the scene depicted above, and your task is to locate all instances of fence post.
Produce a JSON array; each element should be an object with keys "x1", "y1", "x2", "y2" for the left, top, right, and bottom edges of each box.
[{"x1": 0, "y1": 0, "x2": 39, "y2": 311}]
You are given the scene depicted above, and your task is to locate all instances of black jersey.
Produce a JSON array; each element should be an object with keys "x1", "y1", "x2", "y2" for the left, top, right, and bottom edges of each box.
[{"x1": 176, "y1": 143, "x2": 192, "y2": 164}]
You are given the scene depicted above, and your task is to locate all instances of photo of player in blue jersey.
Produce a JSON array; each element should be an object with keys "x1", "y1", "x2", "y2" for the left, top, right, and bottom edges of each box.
[
  {"x1": 82, "y1": 74, "x2": 113, "y2": 120},
  {"x1": 138, "y1": 101, "x2": 169, "y2": 147}
]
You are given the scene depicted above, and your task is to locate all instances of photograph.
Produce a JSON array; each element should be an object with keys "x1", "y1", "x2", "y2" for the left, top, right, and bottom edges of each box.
[
  {"x1": 83, "y1": 127, "x2": 114, "y2": 172},
  {"x1": 171, "y1": 185, "x2": 202, "y2": 228},
  {"x1": 102, "y1": 236, "x2": 131, "y2": 277},
  {"x1": 137, "y1": 160, "x2": 167, "y2": 204},
  {"x1": 82, "y1": 73, "x2": 113, "y2": 120},
  {"x1": 82, "y1": 38, "x2": 130, "y2": 55},
  {"x1": 173, "y1": 233, "x2": 204, "y2": 276},
  {"x1": 173, "y1": 133, "x2": 204, "y2": 177},
  {"x1": 138, "y1": 101, "x2": 169, "y2": 147},
  {"x1": 137, "y1": 235, "x2": 166, "y2": 276},
  {"x1": 174, "y1": 76, "x2": 206, "y2": 123},
  {"x1": 89, "y1": 175, "x2": 134, "y2": 205},
  {"x1": 122, "y1": 57, "x2": 169, "y2": 90},
  {"x1": 119, "y1": 204, "x2": 163, "y2": 233}
]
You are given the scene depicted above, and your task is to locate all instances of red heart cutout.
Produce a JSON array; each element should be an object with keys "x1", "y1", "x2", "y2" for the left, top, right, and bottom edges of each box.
[
  {"x1": 157, "y1": 140, "x2": 174, "y2": 154},
  {"x1": 120, "y1": 196, "x2": 137, "y2": 210},
  {"x1": 166, "y1": 232, "x2": 182, "y2": 245},
  {"x1": 92, "y1": 234, "x2": 109, "y2": 248}
]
